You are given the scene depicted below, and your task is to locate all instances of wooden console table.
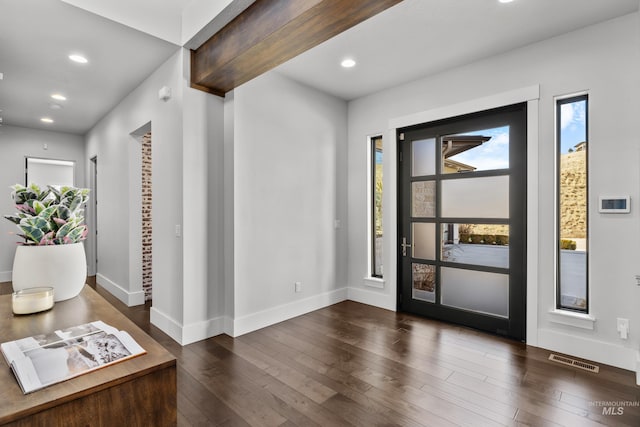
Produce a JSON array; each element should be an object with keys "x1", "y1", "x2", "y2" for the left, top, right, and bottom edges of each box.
[{"x1": 0, "y1": 285, "x2": 177, "y2": 426}]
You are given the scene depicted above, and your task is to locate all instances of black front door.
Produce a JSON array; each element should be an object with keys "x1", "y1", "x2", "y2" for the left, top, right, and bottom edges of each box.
[{"x1": 398, "y1": 103, "x2": 527, "y2": 341}]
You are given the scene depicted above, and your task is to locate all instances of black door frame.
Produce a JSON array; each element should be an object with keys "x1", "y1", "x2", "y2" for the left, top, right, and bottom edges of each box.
[{"x1": 397, "y1": 103, "x2": 527, "y2": 341}]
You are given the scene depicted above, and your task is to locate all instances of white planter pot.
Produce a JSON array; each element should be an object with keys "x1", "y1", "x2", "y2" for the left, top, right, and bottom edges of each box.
[{"x1": 12, "y1": 243, "x2": 87, "y2": 302}]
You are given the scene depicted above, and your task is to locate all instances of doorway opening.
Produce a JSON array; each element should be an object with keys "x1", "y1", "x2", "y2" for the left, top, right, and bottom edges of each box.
[
  {"x1": 131, "y1": 123, "x2": 152, "y2": 302},
  {"x1": 140, "y1": 131, "x2": 152, "y2": 301},
  {"x1": 89, "y1": 156, "x2": 97, "y2": 276}
]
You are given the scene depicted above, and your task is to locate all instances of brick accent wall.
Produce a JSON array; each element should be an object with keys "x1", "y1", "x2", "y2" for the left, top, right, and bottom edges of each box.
[{"x1": 141, "y1": 132, "x2": 152, "y2": 301}]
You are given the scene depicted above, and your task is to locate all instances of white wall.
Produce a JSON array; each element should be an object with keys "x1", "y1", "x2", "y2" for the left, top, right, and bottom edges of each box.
[
  {"x1": 85, "y1": 47, "x2": 226, "y2": 345},
  {"x1": 0, "y1": 125, "x2": 85, "y2": 281},
  {"x1": 181, "y1": 54, "x2": 226, "y2": 343},
  {"x1": 228, "y1": 71, "x2": 349, "y2": 335},
  {"x1": 347, "y1": 13, "x2": 640, "y2": 371},
  {"x1": 85, "y1": 49, "x2": 184, "y2": 321}
]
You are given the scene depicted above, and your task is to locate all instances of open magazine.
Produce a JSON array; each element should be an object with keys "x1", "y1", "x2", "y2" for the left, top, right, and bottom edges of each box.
[{"x1": 1, "y1": 321, "x2": 146, "y2": 394}]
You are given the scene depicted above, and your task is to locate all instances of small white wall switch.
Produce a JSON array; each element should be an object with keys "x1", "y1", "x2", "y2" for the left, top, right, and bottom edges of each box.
[
  {"x1": 617, "y1": 318, "x2": 629, "y2": 340},
  {"x1": 175, "y1": 225, "x2": 181, "y2": 237},
  {"x1": 334, "y1": 219, "x2": 341, "y2": 229},
  {"x1": 295, "y1": 282, "x2": 302, "y2": 293}
]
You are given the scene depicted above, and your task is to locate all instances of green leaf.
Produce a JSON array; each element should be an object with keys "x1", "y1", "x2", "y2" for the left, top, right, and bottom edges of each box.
[
  {"x1": 55, "y1": 220, "x2": 76, "y2": 238},
  {"x1": 33, "y1": 200, "x2": 45, "y2": 215},
  {"x1": 4, "y1": 214, "x2": 23, "y2": 224},
  {"x1": 24, "y1": 185, "x2": 39, "y2": 201},
  {"x1": 48, "y1": 185, "x2": 61, "y2": 200},
  {"x1": 65, "y1": 225, "x2": 86, "y2": 243},
  {"x1": 39, "y1": 205, "x2": 57, "y2": 220},
  {"x1": 36, "y1": 186, "x2": 52, "y2": 201},
  {"x1": 57, "y1": 205, "x2": 71, "y2": 221},
  {"x1": 68, "y1": 195, "x2": 83, "y2": 213},
  {"x1": 21, "y1": 216, "x2": 51, "y2": 232},
  {"x1": 11, "y1": 184, "x2": 27, "y2": 204},
  {"x1": 28, "y1": 183, "x2": 40, "y2": 193},
  {"x1": 18, "y1": 224, "x2": 45, "y2": 244},
  {"x1": 60, "y1": 186, "x2": 74, "y2": 200}
]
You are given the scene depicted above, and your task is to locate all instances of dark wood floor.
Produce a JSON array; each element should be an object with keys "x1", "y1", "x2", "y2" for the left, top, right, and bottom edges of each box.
[{"x1": 2, "y1": 279, "x2": 639, "y2": 426}]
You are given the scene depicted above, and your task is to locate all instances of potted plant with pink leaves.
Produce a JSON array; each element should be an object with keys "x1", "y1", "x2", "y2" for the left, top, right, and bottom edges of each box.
[{"x1": 5, "y1": 183, "x2": 90, "y2": 301}]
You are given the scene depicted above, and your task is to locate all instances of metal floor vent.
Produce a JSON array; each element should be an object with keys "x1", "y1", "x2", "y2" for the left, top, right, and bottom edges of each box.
[{"x1": 548, "y1": 354, "x2": 600, "y2": 373}]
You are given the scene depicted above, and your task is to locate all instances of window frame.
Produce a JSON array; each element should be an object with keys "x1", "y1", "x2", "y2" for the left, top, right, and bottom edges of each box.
[
  {"x1": 369, "y1": 135, "x2": 384, "y2": 279},
  {"x1": 555, "y1": 93, "x2": 589, "y2": 313}
]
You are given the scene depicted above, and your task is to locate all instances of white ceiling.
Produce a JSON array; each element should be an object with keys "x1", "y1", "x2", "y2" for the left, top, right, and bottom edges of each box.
[
  {"x1": 0, "y1": 0, "x2": 638, "y2": 135},
  {"x1": 59, "y1": 0, "x2": 191, "y2": 45},
  {"x1": 276, "y1": 0, "x2": 640, "y2": 100},
  {"x1": 0, "y1": 0, "x2": 180, "y2": 135}
]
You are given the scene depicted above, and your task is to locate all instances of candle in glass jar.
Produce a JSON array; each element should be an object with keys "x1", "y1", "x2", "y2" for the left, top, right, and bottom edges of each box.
[{"x1": 12, "y1": 287, "x2": 54, "y2": 315}]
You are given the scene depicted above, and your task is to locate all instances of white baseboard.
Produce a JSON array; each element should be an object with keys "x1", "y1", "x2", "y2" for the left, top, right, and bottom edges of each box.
[
  {"x1": 182, "y1": 316, "x2": 226, "y2": 345},
  {"x1": 96, "y1": 273, "x2": 145, "y2": 307},
  {"x1": 0, "y1": 270, "x2": 11, "y2": 283},
  {"x1": 231, "y1": 287, "x2": 348, "y2": 337},
  {"x1": 636, "y1": 351, "x2": 640, "y2": 386},
  {"x1": 537, "y1": 328, "x2": 637, "y2": 371},
  {"x1": 224, "y1": 316, "x2": 234, "y2": 336},
  {"x1": 150, "y1": 307, "x2": 184, "y2": 344},
  {"x1": 348, "y1": 286, "x2": 396, "y2": 311},
  {"x1": 150, "y1": 306, "x2": 225, "y2": 345},
  {"x1": 150, "y1": 289, "x2": 347, "y2": 345}
]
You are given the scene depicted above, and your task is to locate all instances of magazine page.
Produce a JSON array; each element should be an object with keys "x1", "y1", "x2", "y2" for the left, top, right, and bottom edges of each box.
[
  {"x1": 2, "y1": 322, "x2": 96, "y2": 367},
  {"x1": 1, "y1": 321, "x2": 145, "y2": 394}
]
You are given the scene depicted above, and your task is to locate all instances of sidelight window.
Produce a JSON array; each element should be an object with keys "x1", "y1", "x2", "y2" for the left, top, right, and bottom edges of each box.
[
  {"x1": 370, "y1": 136, "x2": 383, "y2": 278},
  {"x1": 556, "y1": 94, "x2": 589, "y2": 312}
]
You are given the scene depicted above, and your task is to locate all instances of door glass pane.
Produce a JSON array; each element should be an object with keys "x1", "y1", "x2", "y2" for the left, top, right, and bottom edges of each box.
[
  {"x1": 412, "y1": 181, "x2": 436, "y2": 217},
  {"x1": 442, "y1": 224, "x2": 509, "y2": 268},
  {"x1": 412, "y1": 222, "x2": 435, "y2": 260},
  {"x1": 441, "y1": 175, "x2": 509, "y2": 218},
  {"x1": 442, "y1": 126, "x2": 510, "y2": 174},
  {"x1": 441, "y1": 267, "x2": 509, "y2": 318},
  {"x1": 412, "y1": 263, "x2": 435, "y2": 302},
  {"x1": 412, "y1": 138, "x2": 436, "y2": 176}
]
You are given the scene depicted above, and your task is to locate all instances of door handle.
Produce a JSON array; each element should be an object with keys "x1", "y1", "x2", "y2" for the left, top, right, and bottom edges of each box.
[{"x1": 401, "y1": 237, "x2": 412, "y2": 257}]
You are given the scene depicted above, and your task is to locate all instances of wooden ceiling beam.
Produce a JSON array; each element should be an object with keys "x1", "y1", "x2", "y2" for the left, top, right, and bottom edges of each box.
[{"x1": 190, "y1": 0, "x2": 402, "y2": 97}]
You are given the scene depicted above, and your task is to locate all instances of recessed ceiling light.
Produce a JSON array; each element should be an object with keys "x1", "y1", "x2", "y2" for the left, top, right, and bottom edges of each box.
[
  {"x1": 40, "y1": 117, "x2": 54, "y2": 123},
  {"x1": 341, "y1": 58, "x2": 356, "y2": 68},
  {"x1": 498, "y1": 0, "x2": 514, "y2": 3},
  {"x1": 50, "y1": 104, "x2": 62, "y2": 110},
  {"x1": 68, "y1": 54, "x2": 88, "y2": 64},
  {"x1": 51, "y1": 93, "x2": 67, "y2": 101}
]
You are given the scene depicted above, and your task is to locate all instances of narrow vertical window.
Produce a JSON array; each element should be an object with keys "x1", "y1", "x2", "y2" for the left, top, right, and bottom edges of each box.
[
  {"x1": 556, "y1": 95, "x2": 588, "y2": 312},
  {"x1": 371, "y1": 136, "x2": 383, "y2": 277}
]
